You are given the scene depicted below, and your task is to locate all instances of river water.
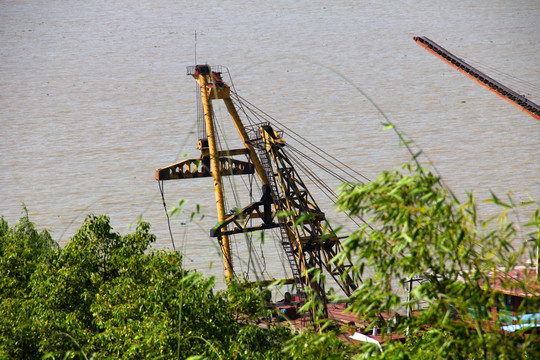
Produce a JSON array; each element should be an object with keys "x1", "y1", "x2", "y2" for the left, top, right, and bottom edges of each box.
[{"x1": 1, "y1": 0, "x2": 539, "y2": 286}]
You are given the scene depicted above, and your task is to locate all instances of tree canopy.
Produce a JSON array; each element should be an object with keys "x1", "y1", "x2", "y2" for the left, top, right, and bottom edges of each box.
[
  {"x1": 335, "y1": 162, "x2": 540, "y2": 359},
  {"x1": 0, "y1": 214, "x2": 295, "y2": 359},
  {"x1": 1, "y1": 160, "x2": 539, "y2": 359}
]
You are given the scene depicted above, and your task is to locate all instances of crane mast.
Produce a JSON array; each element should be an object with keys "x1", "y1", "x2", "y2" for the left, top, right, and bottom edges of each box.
[
  {"x1": 414, "y1": 36, "x2": 540, "y2": 121},
  {"x1": 156, "y1": 65, "x2": 357, "y2": 314},
  {"x1": 156, "y1": 65, "x2": 270, "y2": 281}
]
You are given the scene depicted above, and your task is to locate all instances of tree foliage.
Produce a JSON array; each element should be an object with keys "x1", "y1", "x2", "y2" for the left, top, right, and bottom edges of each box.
[
  {"x1": 0, "y1": 209, "x2": 58, "y2": 358},
  {"x1": 336, "y1": 162, "x2": 540, "y2": 359},
  {"x1": 2, "y1": 159, "x2": 539, "y2": 359},
  {"x1": 0, "y1": 214, "x2": 289, "y2": 359}
]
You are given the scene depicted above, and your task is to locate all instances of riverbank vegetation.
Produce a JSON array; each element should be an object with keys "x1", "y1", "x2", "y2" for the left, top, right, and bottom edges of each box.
[
  {"x1": 336, "y1": 162, "x2": 540, "y2": 358},
  {"x1": 1, "y1": 160, "x2": 539, "y2": 359},
  {"x1": 0, "y1": 210, "x2": 352, "y2": 359}
]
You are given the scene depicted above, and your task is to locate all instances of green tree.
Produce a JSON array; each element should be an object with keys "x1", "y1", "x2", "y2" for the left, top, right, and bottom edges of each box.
[
  {"x1": 6, "y1": 157, "x2": 539, "y2": 359},
  {"x1": 0, "y1": 213, "x2": 291, "y2": 359},
  {"x1": 25, "y1": 214, "x2": 238, "y2": 358},
  {"x1": 0, "y1": 208, "x2": 56, "y2": 298},
  {"x1": 335, "y1": 162, "x2": 540, "y2": 359},
  {"x1": 281, "y1": 328, "x2": 358, "y2": 360},
  {"x1": 0, "y1": 210, "x2": 57, "y2": 359}
]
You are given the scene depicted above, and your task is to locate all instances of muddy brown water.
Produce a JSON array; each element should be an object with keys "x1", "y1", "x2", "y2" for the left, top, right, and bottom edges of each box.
[{"x1": 1, "y1": 0, "x2": 539, "y2": 288}]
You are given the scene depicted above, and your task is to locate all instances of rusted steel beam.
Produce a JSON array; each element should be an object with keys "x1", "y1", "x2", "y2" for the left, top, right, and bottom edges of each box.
[{"x1": 414, "y1": 36, "x2": 540, "y2": 121}]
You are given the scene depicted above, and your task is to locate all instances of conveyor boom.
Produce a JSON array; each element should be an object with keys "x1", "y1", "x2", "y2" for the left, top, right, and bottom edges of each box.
[{"x1": 414, "y1": 36, "x2": 540, "y2": 121}]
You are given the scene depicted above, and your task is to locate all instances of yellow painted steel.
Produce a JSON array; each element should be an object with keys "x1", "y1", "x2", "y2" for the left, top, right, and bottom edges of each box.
[
  {"x1": 190, "y1": 66, "x2": 270, "y2": 282},
  {"x1": 194, "y1": 69, "x2": 234, "y2": 282},
  {"x1": 223, "y1": 98, "x2": 269, "y2": 186}
]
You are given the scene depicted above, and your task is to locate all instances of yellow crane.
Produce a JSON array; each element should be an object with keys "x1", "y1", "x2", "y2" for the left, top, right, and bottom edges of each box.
[{"x1": 156, "y1": 65, "x2": 358, "y2": 318}]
